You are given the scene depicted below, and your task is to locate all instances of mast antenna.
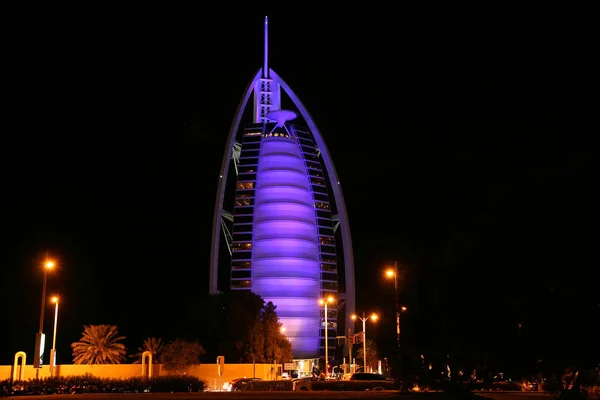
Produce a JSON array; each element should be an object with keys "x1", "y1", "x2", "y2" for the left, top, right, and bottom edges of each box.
[{"x1": 263, "y1": 16, "x2": 269, "y2": 78}]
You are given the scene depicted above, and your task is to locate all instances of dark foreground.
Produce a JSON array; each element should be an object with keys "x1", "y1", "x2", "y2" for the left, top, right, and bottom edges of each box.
[{"x1": 3, "y1": 390, "x2": 552, "y2": 400}]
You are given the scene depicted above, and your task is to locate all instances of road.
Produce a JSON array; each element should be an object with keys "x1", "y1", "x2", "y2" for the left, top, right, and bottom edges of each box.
[
  {"x1": 478, "y1": 391, "x2": 555, "y2": 400},
  {"x1": 5, "y1": 390, "x2": 558, "y2": 400}
]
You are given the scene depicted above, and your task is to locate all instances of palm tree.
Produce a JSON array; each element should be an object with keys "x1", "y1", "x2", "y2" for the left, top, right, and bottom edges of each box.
[
  {"x1": 129, "y1": 337, "x2": 164, "y2": 364},
  {"x1": 356, "y1": 339, "x2": 379, "y2": 372},
  {"x1": 71, "y1": 324, "x2": 127, "y2": 364}
]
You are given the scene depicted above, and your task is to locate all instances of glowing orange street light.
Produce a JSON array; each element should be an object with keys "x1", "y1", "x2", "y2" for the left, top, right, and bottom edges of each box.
[
  {"x1": 385, "y1": 261, "x2": 402, "y2": 348},
  {"x1": 35, "y1": 258, "x2": 56, "y2": 369},
  {"x1": 50, "y1": 296, "x2": 59, "y2": 376},
  {"x1": 351, "y1": 312, "x2": 378, "y2": 372},
  {"x1": 319, "y1": 296, "x2": 335, "y2": 377}
]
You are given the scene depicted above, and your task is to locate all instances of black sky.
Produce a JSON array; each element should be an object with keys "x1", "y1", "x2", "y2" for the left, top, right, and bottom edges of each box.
[{"x1": 1, "y1": 5, "x2": 597, "y2": 370}]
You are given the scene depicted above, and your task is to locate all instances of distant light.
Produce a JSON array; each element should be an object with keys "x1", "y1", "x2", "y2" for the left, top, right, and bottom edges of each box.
[
  {"x1": 45, "y1": 260, "x2": 55, "y2": 269},
  {"x1": 51, "y1": 296, "x2": 59, "y2": 303},
  {"x1": 220, "y1": 175, "x2": 223, "y2": 178}
]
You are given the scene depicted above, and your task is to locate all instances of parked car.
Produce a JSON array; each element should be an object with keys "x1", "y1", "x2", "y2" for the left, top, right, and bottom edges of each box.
[
  {"x1": 293, "y1": 377, "x2": 319, "y2": 391},
  {"x1": 349, "y1": 372, "x2": 388, "y2": 381},
  {"x1": 223, "y1": 377, "x2": 262, "y2": 392}
]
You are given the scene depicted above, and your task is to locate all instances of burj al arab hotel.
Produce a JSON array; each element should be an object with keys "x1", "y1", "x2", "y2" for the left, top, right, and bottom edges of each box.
[{"x1": 209, "y1": 17, "x2": 355, "y2": 361}]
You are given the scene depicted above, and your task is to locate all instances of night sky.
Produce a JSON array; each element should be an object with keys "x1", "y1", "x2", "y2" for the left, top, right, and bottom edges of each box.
[{"x1": 1, "y1": 6, "x2": 597, "y2": 372}]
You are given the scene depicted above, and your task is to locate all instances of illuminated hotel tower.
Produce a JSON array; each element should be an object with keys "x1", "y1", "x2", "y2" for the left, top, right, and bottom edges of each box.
[{"x1": 209, "y1": 17, "x2": 355, "y2": 360}]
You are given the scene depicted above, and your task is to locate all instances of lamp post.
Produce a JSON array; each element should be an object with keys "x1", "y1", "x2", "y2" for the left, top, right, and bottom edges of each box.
[
  {"x1": 35, "y1": 259, "x2": 55, "y2": 370},
  {"x1": 351, "y1": 312, "x2": 378, "y2": 372},
  {"x1": 385, "y1": 261, "x2": 401, "y2": 348},
  {"x1": 319, "y1": 296, "x2": 335, "y2": 378},
  {"x1": 50, "y1": 296, "x2": 59, "y2": 377}
]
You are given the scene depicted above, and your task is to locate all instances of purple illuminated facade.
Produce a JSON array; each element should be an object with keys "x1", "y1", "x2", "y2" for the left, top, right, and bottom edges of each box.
[{"x1": 209, "y1": 17, "x2": 355, "y2": 360}]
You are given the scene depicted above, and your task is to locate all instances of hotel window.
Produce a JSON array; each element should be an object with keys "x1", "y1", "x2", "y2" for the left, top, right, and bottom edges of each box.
[
  {"x1": 321, "y1": 257, "x2": 335, "y2": 264},
  {"x1": 306, "y1": 161, "x2": 321, "y2": 169},
  {"x1": 236, "y1": 182, "x2": 255, "y2": 190},
  {"x1": 241, "y1": 150, "x2": 259, "y2": 158},
  {"x1": 321, "y1": 263, "x2": 337, "y2": 272},
  {"x1": 318, "y1": 227, "x2": 334, "y2": 236},
  {"x1": 322, "y1": 281, "x2": 338, "y2": 290},
  {"x1": 320, "y1": 309, "x2": 338, "y2": 319},
  {"x1": 244, "y1": 131, "x2": 262, "y2": 137},
  {"x1": 315, "y1": 202, "x2": 330, "y2": 210},
  {"x1": 311, "y1": 177, "x2": 326, "y2": 186},
  {"x1": 301, "y1": 145, "x2": 317, "y2": 154},
  {"x1": 232, "y1": 251, "x2": 252, "y2": 260},
  {"x1": 243, "y1": 142, "x2": 260, "y2": 150},
  {"x1": 232, "y1": 242, "x2": 252, "y2": 251},
  {"x1": 243, "y1": 136, "x2": 262, "y2": 144},
  {"x1": 232, "y1": 261, "x2": 251, "y2": 269},
  {"x1": 235, "y1": 207, "x2": 254, "y2": 215},
  {"x1": 316, "y1": 210, "x2": 331, "y2": 219},
  {"x1": 239, "y1": 173, "x2": 257, "y2": 181},
  {"x1": 235, "y1": 198, "x2": 254, "y2": 207},
  {"x1": 317, "y1": 218, "x2": 333, "y2": 228},
  {"x1": 232, "y1": 270, "x2": 251, "y2": 279},
  {"x1": 232, "y1": 280, "x2": 251, "y2": 289},
  {"x1": 233, "y1": 224, "x2": 252, "y2": 233},
  {"x1": 312, "y1": 185, "x2": 327, "y2": 194},
  {"x1": 238, "y1": 166, "x2": 256, "y2": 174},
  {"x1": 236, "y1": 191, "x2": 254, "y2": 198},
  {"x1": 319, "y1": 236, "x2": 335, "y2": 245},
  {"x1": 309, "y1": 170, "x2": 324, "y2": 178},
  {"x1": 320, "y1": 245, "x2": 336, "y2": 254},
  {"x1": 234, "y1": 215, "x2": 253, "y2": 224},
  {"x1": 321, "y1": 272, "x2": 337, "y2": 281},
  {"x1": 314, "y1": 194, "x2": 329, "y2": 202},
  {"x1": 233, "y1": 233, "x2": 252, "y2": 241},
  {"x1": 239, "y1": 157, "x2": 258, "y2": 166}
]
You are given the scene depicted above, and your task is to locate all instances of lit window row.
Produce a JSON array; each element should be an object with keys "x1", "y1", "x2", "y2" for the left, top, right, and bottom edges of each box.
[
  {"x1": 315, "y1": 202, "x2": 330, "y2": 210},
  {"x1": 232, "y1": 280, "x2": 251, "y2": 289},
  {"x1": 232, "y1": 261, "x2": 252, "y2": 269},
  {"x1": 321, "y1": 321, "x2": 338, "y2": 329},
  {"x1": 236, "y1": 182, "x2": 255, "y2": 190},
  {"x1": 320, "y1": 245, "x2": 336, "y2": 255},
  {"x1": 232, "y1": 242, "x2": 252, "y2": 251},
  {"x1": 322, "y1": 272, "x2": 337, "y2": 281},
  {"x1": 235, "y1": 199, "x2": 253, "y2": 207},
  {"x1": 244, "y1": 131, "x2": 262, "y2": 136},
  {"x1": 321, "y1": 309, "x2": 338, "y2": 318},
  {"x1": 321, "y1": 263, "x2": 336, "y2": 272},
  {"x1": 262, "y1": 132, "x2": 294, "y2": 139},
  {"x1": 311, "y1": 178, "x2": 325, "y2": 186},
  {"x1": 319, "y1": 236, "x2": 335, "y2": 245}
]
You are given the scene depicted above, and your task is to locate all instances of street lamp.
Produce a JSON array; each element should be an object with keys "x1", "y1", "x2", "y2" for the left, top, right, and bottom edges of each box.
[
  {"x1": 351, "y1": 312, "x2": 378, "y2": 372},
  {"x1": 34, "y1": 258, "x2": 55, "y2": 370},
  {"x1": 385, "y1": 261, "x2": 401, "y2": 348},
  {"x1": 319, "y1": 295, "x2": 335, "y2": 378},
  {"x1": 50, "y1": 296, "x2": 59, "y2": 377}
]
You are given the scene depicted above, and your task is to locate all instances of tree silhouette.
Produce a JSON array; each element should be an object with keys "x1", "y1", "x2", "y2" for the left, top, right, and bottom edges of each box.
[
  {"x1": 71, "y1": 324, "x2": 126, "y2": 364},
  {"x1": 189, "y1": 291, "x2": 291, "y2": 363},
  {"x1": 356, "y1": 339, "x2": 380, "y2": 372},
  {"x1": 159, "y1": 338, "x2": 206, "y2": 374},
  {"x1": 129, "y1": 337, "x2": 164, "y2": 364},
  {"x1": 245, "y1": 301, "x2": 292, "y2": 363}
]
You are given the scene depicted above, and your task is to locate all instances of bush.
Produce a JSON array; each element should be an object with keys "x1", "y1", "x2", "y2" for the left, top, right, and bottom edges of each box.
[{"x1": 0, "y1": 374, "x2": 205, "y2": 395}]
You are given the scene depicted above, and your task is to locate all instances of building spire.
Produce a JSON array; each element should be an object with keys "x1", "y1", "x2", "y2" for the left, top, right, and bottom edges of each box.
[{"x1": 263, "y1": 15, "x2": 269, "y2": 78}]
